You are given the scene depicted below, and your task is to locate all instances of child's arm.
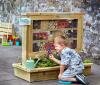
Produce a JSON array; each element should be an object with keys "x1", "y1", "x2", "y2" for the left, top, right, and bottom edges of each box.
[
  {"x1": 58, "y1": 64, "x2": 66, "y2": 79},
  {"x1": 60, "y1": 64, "x2": 66, "y2": 74},
  {"x1": 49, "y1": 54, "x2": 61, "y2": 65}
]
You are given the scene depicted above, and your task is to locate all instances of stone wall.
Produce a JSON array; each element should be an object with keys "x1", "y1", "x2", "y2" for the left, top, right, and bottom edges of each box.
[{"x1": 0, "y1": 0, "x2": 100, "y2": 64}]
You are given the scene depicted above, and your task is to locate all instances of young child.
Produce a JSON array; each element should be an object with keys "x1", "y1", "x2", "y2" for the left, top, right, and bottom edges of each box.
[{"x1": 49, "y1": 35, "x2": 84, "y2": 82}]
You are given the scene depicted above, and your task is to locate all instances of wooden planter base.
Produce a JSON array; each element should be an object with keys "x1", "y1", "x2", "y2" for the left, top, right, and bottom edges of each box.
[
  {"x1": 83, "y1": 63, "x2": 93, "y2": 75},
  {"x1": 12, "y1": 63, "x2": 59, "y2": 82},
  {"x1": 12, "y1": 63, "x2": 92, "y2": 82}
]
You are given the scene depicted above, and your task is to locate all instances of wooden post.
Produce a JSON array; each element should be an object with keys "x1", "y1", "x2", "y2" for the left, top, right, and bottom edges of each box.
[
  {"x1": 77, "y1": 15, "x2": 84, "y2": 51},
  {"x1": 22, "y1": 26, "x2": 29, "y2": 65}
]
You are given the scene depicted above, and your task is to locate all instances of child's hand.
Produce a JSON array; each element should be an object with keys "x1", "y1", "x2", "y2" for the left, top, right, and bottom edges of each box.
[
  {"x1": 49, "y1": 54, "x2": 61, "y2": 65},
  {"x1": 49, "y1": 54, "x2": 55, "y2": 60}
]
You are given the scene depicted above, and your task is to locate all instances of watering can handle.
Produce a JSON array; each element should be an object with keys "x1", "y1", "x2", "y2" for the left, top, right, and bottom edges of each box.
[{"x1": 33, "y1": 59, "x2": 40, "y2": 68}]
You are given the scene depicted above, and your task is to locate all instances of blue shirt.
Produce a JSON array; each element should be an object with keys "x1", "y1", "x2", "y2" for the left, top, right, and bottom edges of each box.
[{"x1": 60, "y1": 47, "x2": 84, "y2": 73}]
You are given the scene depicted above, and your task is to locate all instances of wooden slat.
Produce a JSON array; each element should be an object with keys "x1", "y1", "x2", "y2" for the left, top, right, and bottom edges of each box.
[{"x1": 0, "y1": 22, "x2": 12, "y2": 28}]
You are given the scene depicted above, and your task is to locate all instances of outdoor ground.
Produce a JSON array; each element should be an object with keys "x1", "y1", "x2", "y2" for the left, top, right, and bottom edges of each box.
[{"x1": 0, "y1": 45, "x2": 100, "y2": 85}]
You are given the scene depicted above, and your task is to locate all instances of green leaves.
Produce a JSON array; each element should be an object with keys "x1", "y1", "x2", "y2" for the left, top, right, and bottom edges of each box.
[
  {"x1": 35, "y1": 58, "x2": 58, "y2": 68},
  {"x1": 83, "y1": 58, "x2": 92, "y2": 63}
]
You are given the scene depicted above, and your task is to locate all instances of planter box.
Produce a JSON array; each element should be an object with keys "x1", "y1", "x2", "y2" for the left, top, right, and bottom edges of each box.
[
  {"x1": 83, "y1": 63, "x2": 93, "y2": 75},
  {"x1": 12, "y1": 63, "x2": 59, "y2": 82},
  {"x1": 13, "y1": 63, "x2": 92, "y2": 82}
]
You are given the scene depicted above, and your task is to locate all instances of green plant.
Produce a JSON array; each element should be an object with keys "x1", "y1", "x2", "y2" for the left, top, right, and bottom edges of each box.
[
  {"x1": 32, "y1": 52, "x2": 60, "y2": 68},
  {"x1": 35, "y1": 57, "x2": 59, "y2": 68},
  {"x1": 83, "y1": 58, "x2": 92, "y2": 63}
]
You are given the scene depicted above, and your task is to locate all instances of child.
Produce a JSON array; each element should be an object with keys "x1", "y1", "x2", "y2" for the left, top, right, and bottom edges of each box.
[{"x1": 49, "y1": 35, "x2": 85, "y2": 83}]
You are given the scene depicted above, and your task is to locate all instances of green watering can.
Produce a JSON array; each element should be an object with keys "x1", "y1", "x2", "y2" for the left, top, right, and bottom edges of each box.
[{"x1": 25, "y1": 58, "x2": 40, "y2": 70}]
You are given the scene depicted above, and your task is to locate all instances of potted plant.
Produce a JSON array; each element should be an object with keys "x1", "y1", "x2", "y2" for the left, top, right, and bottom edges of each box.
[{"x1": 83, "y1": 58, "x2": 93, "y2": 75}]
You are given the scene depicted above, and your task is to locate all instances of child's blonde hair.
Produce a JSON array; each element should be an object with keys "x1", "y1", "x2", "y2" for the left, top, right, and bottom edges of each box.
[{"x1": 54, "y1": 35, "x2": 69, "y2": 46}]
